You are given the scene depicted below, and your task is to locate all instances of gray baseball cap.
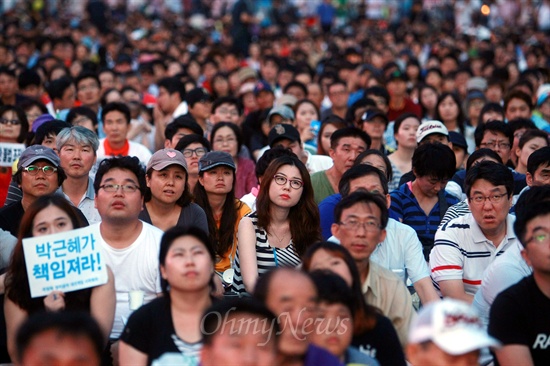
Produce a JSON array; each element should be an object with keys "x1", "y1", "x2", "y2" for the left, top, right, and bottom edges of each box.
[
  {"x1": 147, "y1": 149, "x2": 188, "y2": 173},
  {"x1": 17, "y1": 145, "x2": 60, "y2": 169}
]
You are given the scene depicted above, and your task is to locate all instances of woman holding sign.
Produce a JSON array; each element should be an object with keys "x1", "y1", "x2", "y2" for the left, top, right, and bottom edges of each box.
[
  {"x1": 119, "y1": 226, "x2": 215, "y2": 365},
  {"x1": 3, "y1": 195, "x2": 115, "y2": 362}
]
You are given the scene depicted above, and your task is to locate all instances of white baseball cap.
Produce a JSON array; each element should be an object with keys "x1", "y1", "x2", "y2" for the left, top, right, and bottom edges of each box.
[
  {"x1": 416, "y1": 120, "x2": 449, "y2": 143},
  {"x1": 408, "y1": 299, "x2": 500, "y2": 355}
]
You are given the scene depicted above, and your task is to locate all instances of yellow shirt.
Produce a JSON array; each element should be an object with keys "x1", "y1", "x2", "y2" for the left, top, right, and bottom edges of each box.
[{"x1": 214, "y1": 200, "x2": 251, "y2": 273}]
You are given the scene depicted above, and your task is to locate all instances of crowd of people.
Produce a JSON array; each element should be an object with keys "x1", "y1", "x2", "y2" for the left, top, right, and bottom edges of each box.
[{"x1": 1, "y1": 0, "x2": 550, "y2": 365}]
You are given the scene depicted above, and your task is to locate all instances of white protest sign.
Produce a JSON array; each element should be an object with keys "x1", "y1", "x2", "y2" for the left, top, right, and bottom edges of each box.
[
  {"x1": 0, "y1": 143, "x2": 25, "y2": 167},
  {"x1": 23, "y1": 225, "x2": 108, "y2": 298}
]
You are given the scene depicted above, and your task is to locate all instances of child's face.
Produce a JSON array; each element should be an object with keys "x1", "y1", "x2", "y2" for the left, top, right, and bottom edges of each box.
[{"x1": 310, "y1": 301, "x2": 353, "y2": 359}]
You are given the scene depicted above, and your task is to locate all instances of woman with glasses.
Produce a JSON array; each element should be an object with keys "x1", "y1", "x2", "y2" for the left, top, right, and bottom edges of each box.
[
  {"x1": 0, "y1": 105, "x2": 29, "y2": 206},
  {"x1": 210, "y1": 122, "x2": 256, "y2": 199},
  {"x1": 139, "y1": 149, "x2": 208, "y2": 233},
  {"x1": 193, "y1": 151, "x2": 250, "y2": 292},
  {"x1": 4, "y1": 195, "x2": 115, "y2": 362},
  {"x1": 174, "y1": 134, "x2": 211, "y2": 193},
  {"x1": 232, "y1": 155, "x2": 321, "y2": 294}
]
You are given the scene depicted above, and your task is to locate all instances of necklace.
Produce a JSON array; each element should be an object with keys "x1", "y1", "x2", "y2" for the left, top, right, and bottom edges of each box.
[{"x1": 269, "y1": 226, "x2": 287, "y2": 243}]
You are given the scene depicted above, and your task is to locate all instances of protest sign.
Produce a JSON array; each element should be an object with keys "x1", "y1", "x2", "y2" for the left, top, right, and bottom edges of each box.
[
  {"x1": 23, "y1": 225, "x2": 108, "y2": 298},
  {"x1": 0, "y1": 143, "x2": 25, "y2": 167}
]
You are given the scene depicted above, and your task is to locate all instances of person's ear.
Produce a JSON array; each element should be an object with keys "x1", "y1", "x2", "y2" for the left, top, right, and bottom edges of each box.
[
  {"x1": 520, "y1": 248, "x2": 532, "y2": 268},
  {"x1": 331, "y1": 223, "x2": 340, "y2": 239},
  {"x1": 526, "y1": 172, "x2": 534, "y2": 187}
]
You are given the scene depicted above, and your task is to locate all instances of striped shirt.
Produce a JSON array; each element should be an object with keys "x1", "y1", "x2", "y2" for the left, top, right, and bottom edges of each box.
[
  {"x1": 232, "y1": 212, "x2": 301, "y2": 294},
  {"x1": 390, "y1": 182, "x2": 459, "y2": 260},
  {"x1": 430, "y1": 213, "x2": 517, "y2": 297}
]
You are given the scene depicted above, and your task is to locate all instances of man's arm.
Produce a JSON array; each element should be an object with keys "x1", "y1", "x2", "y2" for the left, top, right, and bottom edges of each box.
[
  {"x1": 412, "y1": 277, "x2": 440, "y2": 304},
  {"x1": 437, "y1": 279, "x2": 474, "y2": 303},
  {"x1": 495, "y1": 345, "x2": 534, "y2": 366}
]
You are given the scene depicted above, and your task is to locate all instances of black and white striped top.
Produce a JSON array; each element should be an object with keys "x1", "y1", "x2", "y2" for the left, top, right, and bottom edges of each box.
[{"x1": 232, "y1": 212, "x2": 301, "y2": 294}]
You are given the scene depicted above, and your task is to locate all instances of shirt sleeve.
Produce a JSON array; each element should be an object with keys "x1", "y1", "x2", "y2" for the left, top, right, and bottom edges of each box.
[
  {"x1": 389, "y1": 192, "x2": 404, "y2": 221},
  {"x1": 401, "y1": 225, "x2": 430, "y2": 283},
  {"x1": 120, "y1": 302, "x2": 154, "y2": 353},
  {"x1": 430, "y1": 226, "x2": 464, "y2": 282}
]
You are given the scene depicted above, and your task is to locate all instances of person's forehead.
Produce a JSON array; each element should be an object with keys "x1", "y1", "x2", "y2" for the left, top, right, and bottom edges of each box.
[
  {"x1": 101, "y1": 168, "x2": 139, "y2": 182},
  {"x1": 342, "y1": 201, "x2": 381, "y2": 218},
  {"x1": 269, "y1": 271, "x2": 315, "y2": 299},
  {"x1": 526, "y1": 213, "x2": 550, "y2": 232},
  {"x1": 78, "y1": 77, "x2": 98, "y2": 86},
  {"x1": 482, "y1": 130, "x2": 507, "y2": 140},
  {"x1": 336, "y1": 137, "x2": 366, "y2": 148},
  {"x1": 215, "y1": 103, "x2": 238, "y2": 111},
  {"x1": 470, "y1": 179, "x2": 506, "y2": 191},
  {"x1": 349, "y1": 174, "x2": 383, "y2": 189}
]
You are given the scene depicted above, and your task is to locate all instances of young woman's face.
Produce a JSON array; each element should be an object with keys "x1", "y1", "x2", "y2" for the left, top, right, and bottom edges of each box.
[
  {"x1": 268, "y1": 164, "x2": 303, "y2": 209},
  {"x1": 212, "y1": 126, "x2": 238, "y2": 158},
  {"x1": 199, "y1": 166, "x2": 234, "y2": 195},
  {"x1": 360, "y1": 154, "x2": 388, "y2": 178},
  {"x1": 320, "y1": 123, "x2": 338, "y2": 155},
  {"x1": 160, "y1": 235, "x2": 213, "y2": 292},
  {"x1": 420, "y1": 88, "x2": 438, "y2": 110},
  {"x1": 308, "y1": 249, "x2": 353, "y2": 287},
  {"x1": 295, "y1": 102, "x2": 318, "y2": 132},
  {"x1": 438, "y1": 95, "x2": 459, "y2": 123},
  {"x1": 32, "y1": 205, "x2": 74, "y2": 237},
  {"x1": 395, "y1": 117, "x2": 420, "y2": 149},
  {"x1": 0, "y1": 110, "x2": 22, "y2": 142},
  {"x1": 517, "y1": 137, "x2": 548, "y2": 170},
  {"x1": 147, "y1": 165, "x2": 187, "y2": 205}
]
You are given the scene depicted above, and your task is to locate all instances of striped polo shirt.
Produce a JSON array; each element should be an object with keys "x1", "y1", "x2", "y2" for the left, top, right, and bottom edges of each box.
[
  {"x1": 390, "y1": 182, "x2": 459, "y2": 260},
  {"x1": 430, "y1": 213, "x2": 517, "y2": 296}
]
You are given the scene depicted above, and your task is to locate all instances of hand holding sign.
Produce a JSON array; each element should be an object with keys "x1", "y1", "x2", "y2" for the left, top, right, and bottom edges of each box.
[{"x1": 43, "y1": 291, "x2": 65, "y2": 312}]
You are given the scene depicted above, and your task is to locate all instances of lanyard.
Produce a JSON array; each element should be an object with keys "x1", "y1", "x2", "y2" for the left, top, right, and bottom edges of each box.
[{"x1": 272, "y1": 247, "x2": 279, "y2": 267}]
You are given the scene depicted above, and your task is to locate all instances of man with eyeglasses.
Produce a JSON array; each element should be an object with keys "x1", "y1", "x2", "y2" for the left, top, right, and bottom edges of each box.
[
  {"x1": 0, "y1": 145, "x2": 87, "y2": 237},
  {"x1": 331, "y1": 190, "x2": 415, "y2": 347},
  {"x1": 92, "y1": 156, "x2": 163, "y2": 355},
  {"x1": 488, "y1": 199, "x2": 550, "y2": 366},
  {"x1": 210, "y1": 96, "x2": 242, "y2": 127},
  {"x1": 430, "y1": 161, "x2": 518, "y2": 303}
]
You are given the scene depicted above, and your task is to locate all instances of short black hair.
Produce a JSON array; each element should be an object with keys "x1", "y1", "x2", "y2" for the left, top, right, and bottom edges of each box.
[
  {"x1": 474, "y1": 120, "x2": 512, "y2": 147},
  {"x1": 211, "y1": 96, "x2": 242, "y2": 115},
  {"x1": 75, "y1": 71, "x2": 100, "y2": 89},
  {"x1": 101, "y1": 102, "x2": 131, "y2": 125},
  {"x1": 465, "y1": 161, "x2": 514, "y2": 199},
  {"x1": 34, "y1": 120, "x2": 71, "y2": 145},
  {"x1": 330, "y1": 127, "x2": 371, "y2": 150},
  {"x1": 93, "y1": 156, "x2": 146, "y2": 195},
  {"x1": 309, "y1": 270, "x2": 355, "y2": 317},
  {"x1": 412, "y1": 143, "x2": 456, "y2": 180},
  {"x1": 507, "y1": 117, "x2": 537, "y2": 136},
  {"x1": 157, "y1": 77, "x2": 186, "y2": 101},
  {"x1": 514, "y1": 185, "x2": 550, "y2": 225},
  {"x1": 201, "y1": 298, "x2": 279, "y2": 345},
  {"x1": 478, "y1": 102, "x2": 504, "y2": 125},
  {"x1": 66, "y1": 106, "x2": 99, "y2": 128},
  {"x1": 504, "y1": 89, "x2": 533, "y2": 111},
  {"x1": 18, "y1": 69, "x2": 41, "y2": 89},
  {"x1": 465, "y1": 148, "x2": 502, "y2": 170},
  {"x1": 45, "y1": 76, "x2": 74, "y2": 101},
  {"x1": 334, "y1": 191, "x2": 389, "y2": 229},
  {"x1": 339, "y1": 164, "x2": 388, "y2": 197},
  {"x1": 283, "y1": 80, "x2": 307, "y2": 96},
  {"x1": 255, "y1": 147, "x2": 295, "y2": 179},
  {"x1": 514, "y1": 200, "x2": 550, "y2": 246},
  {"x1": 364, "y1": 86, "x2": 390, "y2": 106},
  {"x1": 165, "y1": 115, "x2": 203, "y2": 140},
  {"x1": 527, "y1": 146, "x2": 550, "y2": 176},
  {"x1": 518, "y1": 129, "x2": 548, "y2": 150},
  {"x1": 16, "y1": 312, "x2": 104, "y2": 363},
  {"x1": 174, "y1": 133, "x2": 211, "y2": 152}
]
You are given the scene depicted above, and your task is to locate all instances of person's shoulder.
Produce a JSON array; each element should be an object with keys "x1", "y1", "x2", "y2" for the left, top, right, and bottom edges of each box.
[
  {"x1": 370, "y1": 261, "x2": 402, "y2": 283},
  {"x1": 304, "y1": 344, "x2": 343, "y2": 366},
  {"x1": 439, "y1": 213, "x2": 472, "y2": 231},
  {"x1": 140, "y1": 221, "x2": 164, "y2": 238},
  {"x1": 319, "y1": 193, "x2": 341, "y2": 207}
]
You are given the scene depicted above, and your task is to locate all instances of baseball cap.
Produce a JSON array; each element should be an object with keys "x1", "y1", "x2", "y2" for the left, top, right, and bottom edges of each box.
[
  {"x1": 237, "y1": 67, "x2": 257, "y2": 83},
  {"x1": 537, "y1": 91, "x2": 550, "y2": 107},
  {"x1": 147, "y1": 148, "x2": 188, "y2": 173},
  {"x1": 268, "y1": 124, "x2": 301, "y2": 147},
  {"x1": 199, "y1": 151, "x2": 236, "y2": 172},
  {"x1": 276, "y1": 94, "x2": 298, "y2": 108},
  {"x1": 465, "y1": 90, "x2": 486, "y2": 103},
  {"x1": 254, "y1": 80, "x2": 273, "y2": 96},
  {"x1": 467, "y1": 77, "x2": 487, "y2": 92},
  {"x1": 238, "y1": 82, "x2": 255, "y2": 96},
  {"x1": 416, "y1": 120, "x2": 449, "y2": 143},
  {"x1": 31, "y1": 113, "x2": 55, "y2": 133},
  {"x1": 361, "y1": 109, "x2": 389, "y2": 125},
  {"x1": 449, "y1": 131, "x2": 468, "y2": 151},
  {"x1": 267, "y1": 105, "x2": 294, "y2": 122},
  {"x1": 185, "y1": 88, "x2": 213, "y2": 105},
  {"x1": 409, "y1": 299, "x2": 500, "y2": 355},
  {"x1": 387, "y1": 69, "x2": 407, "y2": 82},
  {"x1": 18, "y1": 145, "x2": 60, "y2": 169}
]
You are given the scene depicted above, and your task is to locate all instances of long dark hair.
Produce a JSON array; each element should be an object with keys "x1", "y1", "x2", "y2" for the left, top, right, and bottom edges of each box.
[
  {"x1": 256, "y1": 155, "x2": 321, "y2": 256},
  {"x1": 435, "y1": 92, "x2": 466, "y2": 136},
  {"x1": 193, "y1": 167, "x2": 244, "y2": 258},
  {"x1": 5, "y1": 195, "x2": 86, "y2": 312},
  {"x1": 302, "y1": 241, "x2": 380, "y2": 334}
]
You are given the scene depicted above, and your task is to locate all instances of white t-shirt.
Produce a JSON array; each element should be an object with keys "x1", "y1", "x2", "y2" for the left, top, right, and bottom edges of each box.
[
  {"x1": 96, "y1": 138, "x2": 153, "y2": 165},
  {"x1": 94, "y1": 221, "x2": 163, "y2": 339}
]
